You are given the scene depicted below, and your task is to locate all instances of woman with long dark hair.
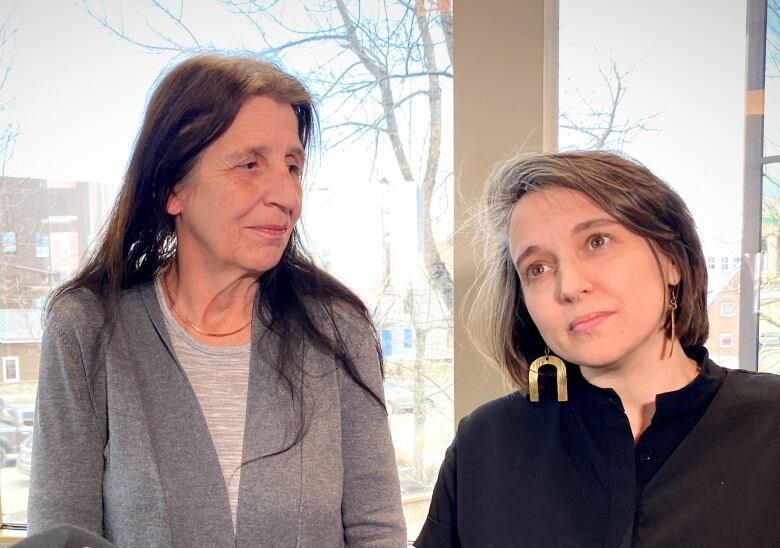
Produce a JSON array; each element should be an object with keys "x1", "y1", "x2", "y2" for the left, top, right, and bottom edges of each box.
[
  {"x1": 28, "y1": 54, "x2": 405, "y2": 547},
  {"x1": 415, "y1": 151, "x2": 780, "y2": 547}
]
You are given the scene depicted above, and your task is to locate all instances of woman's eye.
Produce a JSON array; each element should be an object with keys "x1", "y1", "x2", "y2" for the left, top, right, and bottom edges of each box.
[
  {"x1": 526, "y1": 264, "x2": 549, "y2": 279},
  {"x1": 588, "y1": 234, "x2": 610, "y2": 249}
]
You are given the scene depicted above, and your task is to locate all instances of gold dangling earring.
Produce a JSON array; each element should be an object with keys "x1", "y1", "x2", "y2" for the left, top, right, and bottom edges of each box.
[
  {"x1": 528, "y1": 347, "x2": 568, "y2": 403},
  {"x1": 669, "y1": 285, "x2": 678, "y2": 358}
]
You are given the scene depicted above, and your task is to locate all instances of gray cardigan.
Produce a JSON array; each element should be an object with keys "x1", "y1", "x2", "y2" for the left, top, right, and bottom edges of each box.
[{"x1": 28, "y1": 282, "x2": 406, "y2": 547}]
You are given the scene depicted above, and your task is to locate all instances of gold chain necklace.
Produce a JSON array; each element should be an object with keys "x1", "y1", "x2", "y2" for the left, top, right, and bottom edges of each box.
[{"x1": 162, "y1": 270, "x2": 252, "y2": 338}]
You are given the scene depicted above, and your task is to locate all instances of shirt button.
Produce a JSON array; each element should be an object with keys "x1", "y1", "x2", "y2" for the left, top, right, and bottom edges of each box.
[{"x1": 639, "y1": 449, "x2": 652, "y2": 462}]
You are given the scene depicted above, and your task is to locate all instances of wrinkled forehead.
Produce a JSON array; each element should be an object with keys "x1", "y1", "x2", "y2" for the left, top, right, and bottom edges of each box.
[{"x1": 508, "y1": 186, "x2": 614, "y2": 237}]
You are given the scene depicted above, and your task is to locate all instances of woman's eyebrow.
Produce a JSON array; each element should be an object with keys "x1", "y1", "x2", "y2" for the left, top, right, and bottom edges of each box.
[
  {"x1": 287, "y1": 146, "x2": 305, "y2": 163},
  {"x1": 572, "y1": 218, "x2": 619, "y2": 234},
  {"x1": 514, "y1": 245, "x2": 541, "y2": 270},
  {"x1": 224, "y1": 145, "x2": 305, "y2": 163}
]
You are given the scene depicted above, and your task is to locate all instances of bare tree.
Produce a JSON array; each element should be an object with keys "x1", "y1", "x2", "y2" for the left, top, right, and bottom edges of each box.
[
  {"x1": 83, "y1": 0, "x2": 453, "y2": 314},
  {"x1": 83, "y1": 0, "x2": 454, "y2": 488},
  {"x1": 764, "y1": 0, "x2": 780, "y2": 153},
  {"x1": 560, "y1": 60, "x2": 657, "y2": 152},
  {"x1": 0, "y1": 10, "x2": 19, "y2": 175},
  {"x1": 767, "y1": 0, "x2": 779, "y2": 76}
]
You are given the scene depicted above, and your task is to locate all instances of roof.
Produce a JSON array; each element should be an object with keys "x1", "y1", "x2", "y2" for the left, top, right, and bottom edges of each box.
[
  {"x1": 0, "y1": 309, "x2": 44, "y2": 344},
  {"x1": 707, "y1": 268, "x2": 740, "y2": 305}
]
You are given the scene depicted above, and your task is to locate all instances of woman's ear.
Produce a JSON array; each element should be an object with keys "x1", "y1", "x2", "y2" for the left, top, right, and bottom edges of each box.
[
  {"x1": 664, "y1": 257, "x2": 682, "y2": 286},
  {"x1": 166, "y1": 186, "x2": 183, "y2": 216}
]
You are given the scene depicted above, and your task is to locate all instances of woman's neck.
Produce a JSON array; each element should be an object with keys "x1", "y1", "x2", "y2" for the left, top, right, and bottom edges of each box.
[
  {"x1": 579, "y1": 338, "x2": 699, "y2": 443},
  {"x1": 163, "y1": 258, "x2": 258, "y2": 346}
]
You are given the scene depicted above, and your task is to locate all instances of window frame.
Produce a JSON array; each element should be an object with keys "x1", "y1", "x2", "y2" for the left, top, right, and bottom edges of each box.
[
  {"x1": 740, "y1": 0, "x2": 771, "y2": 372},
  {"x1": 1, "y1": 357, "x2": 20, "y2": 383},
  {"x1": 1, "y1": 231, "x2": 17, "y2": 255}
]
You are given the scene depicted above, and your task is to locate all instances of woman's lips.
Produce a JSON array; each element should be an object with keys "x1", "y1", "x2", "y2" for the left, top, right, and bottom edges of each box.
[
  {"x1": 248, "y1": 225, "x2": 287, "y2": 239},
  {"x1": 569, "y1": 311, "x2": 615, "y2": 332}
]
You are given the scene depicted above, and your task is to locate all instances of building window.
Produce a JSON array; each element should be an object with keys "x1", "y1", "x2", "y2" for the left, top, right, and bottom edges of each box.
[
  {"x1": 707, "y1": 256, "x2": 716, "y2": 269},
  {"x1": 720, "y1": 302, "x2": 735, "y2": 317},
  {"x1": 719, "y1": 333, "x2": 734, "y2": 349},
  {"x1": 720, "y1": 301, "x2": 734, "y2": 318},
  {"x1": 381, "y1": 329, "x2": 393, "y2": 357},
  {"x1": 721, "y1": 257, "x2": 729, "y2": 270},
  {"x1": 35, "y1": 233, "x2": 50, "y2": 258},
  {"x1": 2, "y1": 357, "x2": 20, "y2": 383},
  {"x1": 732, "y1": 257, "x2": 740, "y2": 270},
  {"x1": 2, "y1": 231, "x2": 16, "y2": 254}
]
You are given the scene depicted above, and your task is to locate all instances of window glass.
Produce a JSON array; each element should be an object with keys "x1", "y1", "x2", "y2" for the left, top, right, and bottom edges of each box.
[
  {"x1": 765, "y1": 0, "x2": 780, "y2": 156},
  {"x1": 0, "y1": 0, "x2": 453, "y2": 536},
  {"x1": 2, "y1": 357, "x2": 19, "y2": 382},
  {"x1": 34, "y1": 234, "x2": 50, "y2": 258},
  {"x1": 560, "y1": 0, "x2": 747, "y2": 369},
  {"x1": 759, "y1": 162, "x2": 780, "y2": 372},
  {"x1": 1, "y1": 232, "x2": 15, "y2": 254}
]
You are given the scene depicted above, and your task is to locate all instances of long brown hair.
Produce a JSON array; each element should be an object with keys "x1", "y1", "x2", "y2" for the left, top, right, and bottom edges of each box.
[
  {"x1": 470, "y1": 151, "x2": 709, "y2": 392},
  {"x1": 51, "y1": 53, "x2": 384, "y2": 451}
]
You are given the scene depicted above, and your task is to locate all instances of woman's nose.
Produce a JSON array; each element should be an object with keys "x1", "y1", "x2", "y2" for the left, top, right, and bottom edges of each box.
[
  {"x1": 557, "y1": 259, "x2": 592, "y2": 303},
  {"x1": 265, "y1": 162, "x2": 302, "y2": 214}
]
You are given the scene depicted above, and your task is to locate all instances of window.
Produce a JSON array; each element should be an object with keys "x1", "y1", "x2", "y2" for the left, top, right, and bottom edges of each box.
[
  {"x1": 720, "y1": 302, "x2": 735, "y2": 317},
  {"x1": 2, "y1": 357, "x2": 19, "y2": 383},
  {"x1": 720, "y1": 333, "x2": 734, "y2": 349},
  {"x1": 1, "y1": 232, "x2": 16, "y2": 254},
  {"x1": 0, "y1": 0, "x2": 452, "y2": 537},
  {"x1": 34, "y1": 233, "x2": 50, "y2": 258},
  {"x1": 50, "y1": 231, "x2": 80, "y2": 279},
  {"x1": 559, "y1": 0, "x2": 750, "y2": 370},
  {"x1": 757, "y1": 0, "x2": 780, "y2": 373}
]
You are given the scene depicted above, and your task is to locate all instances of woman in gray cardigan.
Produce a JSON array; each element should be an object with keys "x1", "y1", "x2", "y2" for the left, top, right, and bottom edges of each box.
[{"x1": 28, "y1": 54, "x2": 406, "y2": 547}]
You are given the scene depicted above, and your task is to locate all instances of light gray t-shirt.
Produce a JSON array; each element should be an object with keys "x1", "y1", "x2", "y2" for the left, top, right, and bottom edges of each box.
[{"x1": 154, "y1": 278, "x2": 250, "y2": 531}]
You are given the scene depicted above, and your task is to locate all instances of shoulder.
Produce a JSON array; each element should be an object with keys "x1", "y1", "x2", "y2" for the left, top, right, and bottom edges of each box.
[
  {"x1": 46, "y1": 288, "x2": 106, "y2": 341},
  {"x1": 463, "y1": 392, "x2": 526, "y2": 423},
  {"x1": 300, "y1": 293, "x2": 378, "y2": 357},
  {"x1": 721, "y1": 367, "x2": 780, "y2": 409},
  {"x1": 45, "y1": 284, "x2": 148, "y2": 351},
  {"x1": 296, "y1": 293, "x2": 382, "y2": 384},
  {"x1": 333, "y1": 302, "x2": 378, "y2": 348},
  {"x1": 40, "y1": 288, "x2": 110, "y2": 382},
  {"x1": 456, "y1": 393, "x2": 529, "y2": 443},
  {"x1": 331, "y1": 302, "x2": 382, "y2": 389}
]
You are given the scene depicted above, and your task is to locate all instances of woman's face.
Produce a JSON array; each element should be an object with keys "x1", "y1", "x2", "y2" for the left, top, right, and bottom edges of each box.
[
  {"x1": 166, "y1": 95, "x2": 304, "y2": 277},
  {"x1": 508, "y1": 187, "x2": 680, "y2": 371}
]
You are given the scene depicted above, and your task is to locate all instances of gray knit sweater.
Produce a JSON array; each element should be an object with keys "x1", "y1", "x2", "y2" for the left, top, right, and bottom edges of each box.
[{"x1": 28, "y1": 281, "x2": 406, "y2": 547}]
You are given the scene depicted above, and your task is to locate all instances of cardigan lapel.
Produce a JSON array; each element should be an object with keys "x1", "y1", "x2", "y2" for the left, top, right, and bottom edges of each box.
[
  {"x1": 235, "y1": 314, "x2": 304, "y2": 546},
  {"x1": 129, "y1": 282, "x2": 236, "y2": 545}
]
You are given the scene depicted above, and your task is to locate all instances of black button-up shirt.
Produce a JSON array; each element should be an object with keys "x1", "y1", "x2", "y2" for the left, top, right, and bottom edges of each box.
[
  {"x1": 415, "y1": 347, "x2": 780, "y2": 548},
  {"x1": 570, "y1": 346, "x2": 725, "y2": 494}
]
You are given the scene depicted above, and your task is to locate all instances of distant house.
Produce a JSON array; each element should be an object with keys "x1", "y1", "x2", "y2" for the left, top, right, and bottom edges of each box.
[
  {"x1": 706, "y1": 267, "x2": 740, "y2": 369},
  {"x1": 0, "y1": 309, "x2": 43, "y2": 383}
]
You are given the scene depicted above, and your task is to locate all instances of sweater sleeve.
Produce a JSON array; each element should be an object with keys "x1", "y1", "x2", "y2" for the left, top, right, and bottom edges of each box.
[
  {"x1": 338, "y1": 316, "x2": 407, "y2": 546},
  {"x1": 27, "y1": 298, "x2": 106, "y2": 536}
]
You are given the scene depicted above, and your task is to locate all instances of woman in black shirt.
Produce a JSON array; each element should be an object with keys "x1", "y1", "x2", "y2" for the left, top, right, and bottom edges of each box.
[{"x1": 415, "y1": 151, "x2": 780, "y2": 548}]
